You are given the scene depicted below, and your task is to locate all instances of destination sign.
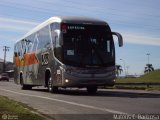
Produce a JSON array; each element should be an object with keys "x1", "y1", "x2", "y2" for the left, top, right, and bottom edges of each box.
[
  {"x1": 61, "y1": 24, "x2": 85, "y2": 33},
  {"x1": 67, "y1": 26, "x2": 85, "y2": 30}
]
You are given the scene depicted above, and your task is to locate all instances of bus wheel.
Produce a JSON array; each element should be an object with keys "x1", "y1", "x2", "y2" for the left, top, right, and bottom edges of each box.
[
  {"x1": 87, "y1": 86, "x2": 98, "y2": 94},
  {"x1": 20, "y1": 74, "x2": 32, "y2": 90},
  {"x1": 48, "y1": 77, "x2": 59, "y2": 93}
]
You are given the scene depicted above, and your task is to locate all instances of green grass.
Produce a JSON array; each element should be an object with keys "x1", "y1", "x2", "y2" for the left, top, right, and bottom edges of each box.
[
  {"x1": 116, "y1": 69, "x2": 160, "y2": 83},
  {"x1": 0, "y1": 96, "x2": 45, "y2": 120},
  {"x1": 114, "y1": 70, "x2": 160, "y2": 90}
]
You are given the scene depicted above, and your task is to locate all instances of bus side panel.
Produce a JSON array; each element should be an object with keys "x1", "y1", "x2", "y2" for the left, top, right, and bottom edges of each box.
[{"x1": 36, "y1": 25, "x2": 55, "y2": 86}]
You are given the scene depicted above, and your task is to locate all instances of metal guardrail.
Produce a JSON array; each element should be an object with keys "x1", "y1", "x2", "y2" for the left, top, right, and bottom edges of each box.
[{"x1": 115, "y1": 82, "x2": 160, "y2": 86}]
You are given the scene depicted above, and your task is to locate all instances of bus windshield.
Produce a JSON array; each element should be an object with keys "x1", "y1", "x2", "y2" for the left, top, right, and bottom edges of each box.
[{"x1": 62, "y1": 24, "x2": 115, "y2": 67}]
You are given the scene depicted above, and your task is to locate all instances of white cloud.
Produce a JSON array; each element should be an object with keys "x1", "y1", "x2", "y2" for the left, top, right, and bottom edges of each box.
[
  {"x1": 0, "y1": 17, "x2": 38, "y2": 32},
  {"x1": 0, "y1": 17, "x2": 39, "y2": 42},
  {"x1": 0, "y1": 34, "x2": 18, "y2": 42},
  {"x1": 121, "y1": 32, "x2": 160, "y2": 46},
  {"x1": 0, "y1": 17, "x2": 160, "y2": 46},
  {"x1": 0, "y1": 24, "x2": 34, "y2": 32},
  {"x1": 0, "y1": 17, "x2": 38, "y2": 25}
]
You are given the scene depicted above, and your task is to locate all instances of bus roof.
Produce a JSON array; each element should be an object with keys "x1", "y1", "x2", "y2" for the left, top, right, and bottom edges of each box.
[
  {"x1": 16, "y1": 16, "x2": 108, "y2": 43},
  {"x1": 58, "y1": 16, "x2": 107, "y2": 25}
]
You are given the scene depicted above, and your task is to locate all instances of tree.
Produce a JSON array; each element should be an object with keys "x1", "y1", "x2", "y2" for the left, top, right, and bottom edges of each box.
[
  {"x1": 144, "y1": 64, "x2": 154, "y2": 74},
  {"x1": 115, "y1": 65, "x2": 123, "y2": 77}
]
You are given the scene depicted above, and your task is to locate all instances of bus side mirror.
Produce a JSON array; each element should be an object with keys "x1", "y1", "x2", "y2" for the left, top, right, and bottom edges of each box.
[{"x1": 112, "y1": 32, "x2": 123, "y2": 47}]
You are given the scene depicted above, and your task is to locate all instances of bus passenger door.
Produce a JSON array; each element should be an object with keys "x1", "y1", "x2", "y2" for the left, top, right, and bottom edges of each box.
[{"x1": 52, "y1": 31, "x2": 63, "y2": 85}]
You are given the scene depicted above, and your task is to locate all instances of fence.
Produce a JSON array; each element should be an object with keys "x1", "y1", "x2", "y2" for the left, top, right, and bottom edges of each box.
[{"x1": 115, "y1": 82, "x2": 160, "y2": 88}]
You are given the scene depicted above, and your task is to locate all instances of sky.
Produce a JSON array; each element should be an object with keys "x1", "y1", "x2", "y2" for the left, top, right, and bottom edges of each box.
[{"x1": 0, "y1": 0, "x2": 160, "y2": 75}]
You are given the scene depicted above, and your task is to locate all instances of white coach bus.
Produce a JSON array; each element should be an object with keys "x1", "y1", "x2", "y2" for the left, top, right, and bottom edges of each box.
[{"x1": 14, "y1": 16, "x2": 123, "y2": 94}]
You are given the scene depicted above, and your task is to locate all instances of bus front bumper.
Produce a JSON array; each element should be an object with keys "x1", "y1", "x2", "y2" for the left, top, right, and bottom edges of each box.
[{"x1": 62, "y1": 72, "x2": 115, "y2": 87}]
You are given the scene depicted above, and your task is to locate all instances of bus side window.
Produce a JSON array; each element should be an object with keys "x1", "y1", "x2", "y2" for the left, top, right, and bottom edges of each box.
[
  {"x1": 14, "y1": 45, "x2": 18, "y2": 57},
  {"x1": 33, "y1": 34, "x2": 39, "y2": 52},
  {"x1": 27, "y1": 40, "x2": 33, "y2": 53},
  {"x1": 54, "y1": 36, "x2": 62, "y2": 61},
  {"x1": 51, "y1": 31, "x2": 57, "y2": 47},
  {"x1": 107, "y1": 40, "x2": 110, "y2": 53},
  {"x1": 17, "y1": 42, "x2": 22, "y2": 57},
  {"x1": 38, "y1": 26, "x2": 51, "y2": 49},
  {"x1": 55, "y1": 36, "x2": 59, "y2": 48},
  {"x1": 21, "y1": 39, "x2": 27, "y2": 55}
]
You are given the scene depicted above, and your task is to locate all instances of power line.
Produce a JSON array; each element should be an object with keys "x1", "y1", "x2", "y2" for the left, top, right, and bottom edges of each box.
[{"x1": 3, "y1": 46, "x2": 10, "y2": 72}]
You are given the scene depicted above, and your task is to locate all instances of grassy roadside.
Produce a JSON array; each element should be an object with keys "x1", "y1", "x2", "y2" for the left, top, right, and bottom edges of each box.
[
  {"x1": 114, "y1": 85, "x2": 160, "y2": 90},
  {"x1": 0, "y1": 96, "x2": 45, "y2": 120},
  {"x1": 114, "y1": 70, "x2": 160, "y2": 90},
  {"x1": 116, "y1": 70, "x2": 160, "y2": 83}
]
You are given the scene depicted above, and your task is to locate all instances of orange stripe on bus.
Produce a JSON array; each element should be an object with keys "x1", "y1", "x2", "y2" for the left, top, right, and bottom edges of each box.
[
  {"x1": 15, "y1": 57, "x2": 20, "y2": 67},
  {"x1": 15, "y1": 52, "x2": 38, "y2": 67},
  {"x1": 24, "y1": 53, "x2": 29, "y2": 65},
  {"x1": 29, "y1": 53, "x2": 38, "y2": 65}
]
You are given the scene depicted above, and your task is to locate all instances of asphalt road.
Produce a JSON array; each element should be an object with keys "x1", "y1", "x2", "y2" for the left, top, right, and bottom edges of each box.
[{"x1": 0, "y1": 80, "x2": 160, "y2": 120}]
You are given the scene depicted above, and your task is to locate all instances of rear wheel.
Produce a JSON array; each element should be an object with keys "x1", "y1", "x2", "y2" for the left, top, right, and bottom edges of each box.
[
  {"x1": 87, "y1": 86, "x2": 98, "y2": 94},
  {"x1": 20, "y1": 74, "x2": 32, "y2": 90}
]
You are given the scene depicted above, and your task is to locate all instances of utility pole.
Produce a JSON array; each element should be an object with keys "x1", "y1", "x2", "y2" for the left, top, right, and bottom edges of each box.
[{"x1": 3, "y1": 46, "x2": 10, "y2": 72}]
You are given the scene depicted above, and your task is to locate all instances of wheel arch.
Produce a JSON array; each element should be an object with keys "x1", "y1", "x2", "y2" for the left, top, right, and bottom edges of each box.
[{"x1": 19, "y1": 71, "x2": 23, "y2": 85}]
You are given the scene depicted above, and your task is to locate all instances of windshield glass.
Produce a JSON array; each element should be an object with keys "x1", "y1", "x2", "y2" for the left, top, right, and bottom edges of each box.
[{"x1": 62, "y1": 24, "x2": 115, "y2": 67}]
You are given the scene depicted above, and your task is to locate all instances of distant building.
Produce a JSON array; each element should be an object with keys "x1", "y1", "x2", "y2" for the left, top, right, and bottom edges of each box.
[
  {"x1": 0, "y1": 58, "x2": 14, "y2": 74},
  {"x1": 0, "y1": 58, "x2": 3, "y2": 62}
]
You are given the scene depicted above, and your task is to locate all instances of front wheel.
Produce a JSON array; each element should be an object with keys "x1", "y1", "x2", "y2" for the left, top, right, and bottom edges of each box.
[
  {"x1": 87, "y1": 86, "x2": 98, "y2": 94},
  {"x1": 22, "y1": 85, "x2": 32, "y2": 90}
]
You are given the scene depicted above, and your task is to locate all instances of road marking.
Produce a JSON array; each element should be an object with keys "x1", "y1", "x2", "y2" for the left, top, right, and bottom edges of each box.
[{"x1": 0, "y1": 88, "x2": 127, "y2": 114}]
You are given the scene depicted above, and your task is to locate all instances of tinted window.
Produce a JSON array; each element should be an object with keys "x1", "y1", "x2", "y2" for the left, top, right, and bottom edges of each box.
[
  {"x1": 37, "y1": 26, "x2": 51, "y2": 49},
  {"x1": 62, "y1": 24, "x2": 115, "y2": 67}
]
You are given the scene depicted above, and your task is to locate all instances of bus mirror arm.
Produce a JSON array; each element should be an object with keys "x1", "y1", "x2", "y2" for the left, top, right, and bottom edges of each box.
[{"x1": 112, "y1": 32, "x2": 123, "y2": 47}]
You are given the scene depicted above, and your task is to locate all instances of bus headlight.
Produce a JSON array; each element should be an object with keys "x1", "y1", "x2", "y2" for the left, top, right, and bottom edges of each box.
[{"x1": 65, "y1": 79, "x2": 69, "y2": 83}]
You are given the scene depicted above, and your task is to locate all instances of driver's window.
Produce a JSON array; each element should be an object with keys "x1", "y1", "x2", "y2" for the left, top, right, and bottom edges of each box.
[
  {"x1": 55, "y1": 36, "x2": 59, "y2": 48},
  {"x1": 107, "y1": 40, "x2": 110, "y2": 53}
]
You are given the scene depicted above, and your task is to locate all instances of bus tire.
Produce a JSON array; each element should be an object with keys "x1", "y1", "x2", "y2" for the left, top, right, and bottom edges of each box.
[
  {"x1": 87, "y1": 86, "x2": 98, "y2": 94},
  {"x1": 20, "y1": 74, "x2": 32, "y2": 90},
  {"x1": 48, "y1": 77, "x2": 53, "y2": 92},
  {"x1": 22, "y1": 85, "x2": 32, "y2": 90}
]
